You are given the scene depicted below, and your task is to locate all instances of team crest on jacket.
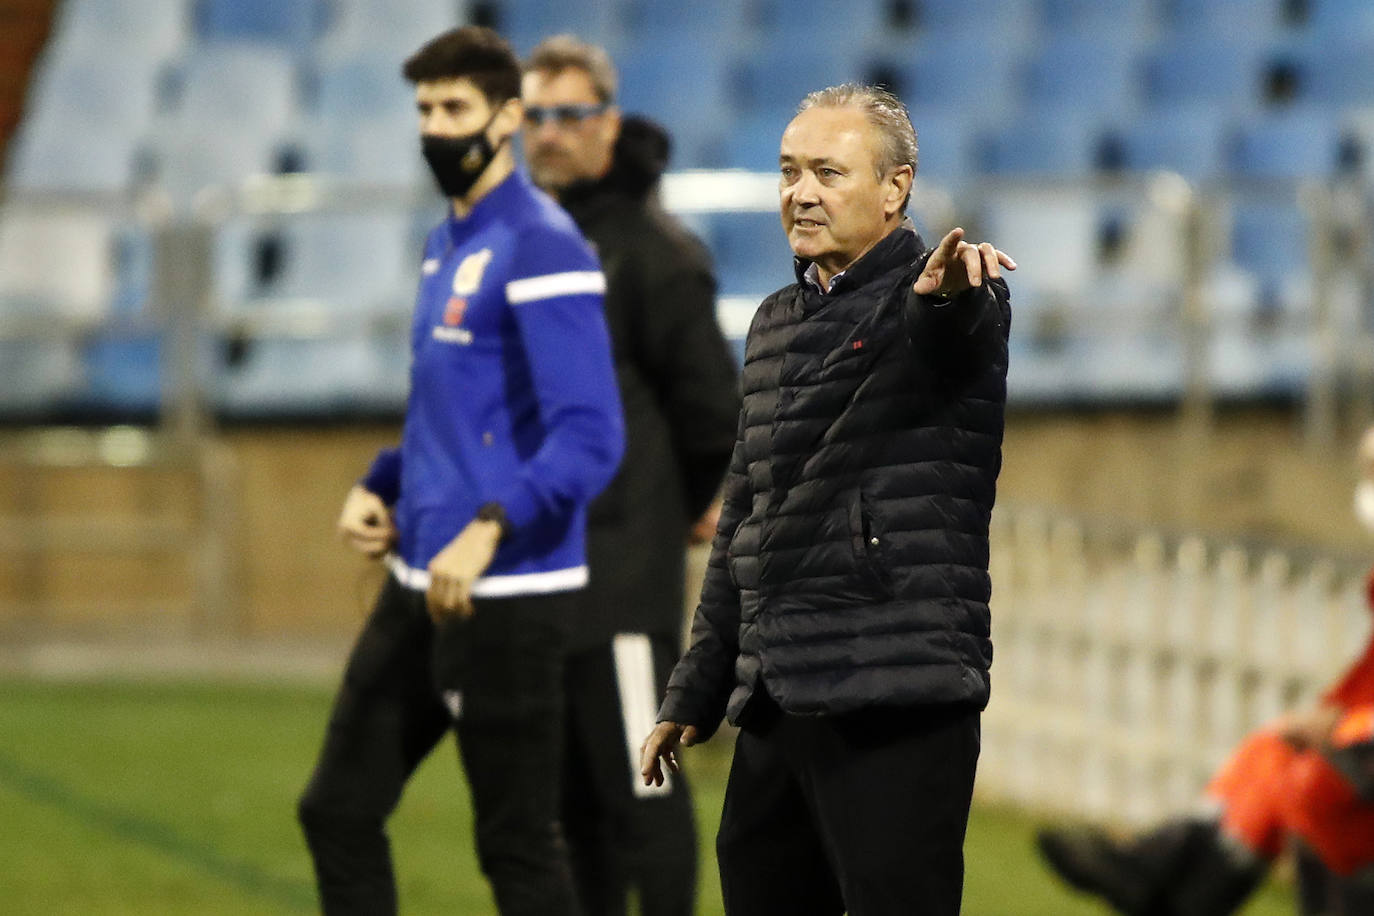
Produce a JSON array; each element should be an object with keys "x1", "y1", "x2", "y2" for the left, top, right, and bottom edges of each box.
[
  {"x1": 433, "y1": 248, "x2": 491, "y2": 345},
  {"x1": 453, "y1": 248, "x2": 493, "y2": 296}
]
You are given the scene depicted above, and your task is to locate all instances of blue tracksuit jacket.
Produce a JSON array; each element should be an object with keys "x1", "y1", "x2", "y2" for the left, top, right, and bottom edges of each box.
[{"x1": 363, "y1": 170, "x2": 624, "y2": 598}]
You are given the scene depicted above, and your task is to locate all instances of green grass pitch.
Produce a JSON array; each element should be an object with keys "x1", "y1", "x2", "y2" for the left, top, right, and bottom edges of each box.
[{"x1": 0, "y1": 679, "x2": 1294, "y2": 915}]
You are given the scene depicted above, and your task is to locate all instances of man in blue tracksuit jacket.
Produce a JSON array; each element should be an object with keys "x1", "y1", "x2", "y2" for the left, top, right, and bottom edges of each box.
[{"x1": 297, "y1": 27, "x2": 624, "y2": 916}]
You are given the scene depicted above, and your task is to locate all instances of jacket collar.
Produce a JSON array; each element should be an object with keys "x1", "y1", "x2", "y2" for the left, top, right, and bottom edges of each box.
[
  {"x1": 792, "y1": 222, "x2": 925, "y2": 299},
  {"x1": 559, "y1": 115, "x2": 671, "y2": 222},
  {"x1": 444, "y1": 169, "x2": 531, "y2": 243}
]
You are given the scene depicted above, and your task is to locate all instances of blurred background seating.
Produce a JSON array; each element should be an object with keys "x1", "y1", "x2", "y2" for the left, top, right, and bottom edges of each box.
[{"x1": 5, "y1": 0, "x2": 1371, "y2": 419}]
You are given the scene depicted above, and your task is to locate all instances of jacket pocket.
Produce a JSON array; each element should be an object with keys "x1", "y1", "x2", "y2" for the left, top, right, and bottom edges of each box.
[
  {"x1": 846, "y1": 486, "x2": 894, "y2": 598},
  {"x1": 725, "y1": 518, "x2": 750, "y2": 590}
]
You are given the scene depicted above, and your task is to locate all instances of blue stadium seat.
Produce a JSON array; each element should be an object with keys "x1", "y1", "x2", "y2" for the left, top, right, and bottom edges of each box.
[
  {"x1": 1229, "y1": 198, "x2": 1307, "y2": 279},
  {"x1": 1299, "y1": 40, "x2": 1374, "y2": 107},
  {"x1": 149, "y1": 129, "x2": 290, "y2": 208},
  {"x1": 720, "y1": 113, "x2": 786, "y2": 171},
  {"x1": 974, "y1": 113, "x2": 1105, "y2": 175},
  {"x1": 910, "y1": 111, "x2": 976, "y2": 182},
  {"x1": 1039, "y1": 0, "x2": 1156, "y2": 37},
  {"x1": 493, "y1": 0, "x2": 620, "y2": 53},
  {"x1": 304, "y1": 115, "x2": 426, "y2": 184},
  {"x1": 1142, "y1": 40, "x2": 1268, "y2": 108},
  {"x1": 48, "y1": 0, "x2": 189, "y2": 64},
  {"x1": 270, "y1": 213, "x2": 416, "y2": 310},
  {"x1": 706, "y1": 212, "x2": 796, "y2": 296},
  {"x1": 302, "y1": 54, "x2": 421, "y2": 182},
  {"x1": 172, "y1": 45, "x2": 301, "y2": 136},
  {"x1": 1227, "y1": 196, "x2": 1311, "y2": 319},
  {"x1": 312, "y1": 53, "x2": 413, "y2": 119},
  {"x1": 22, "y1": 55, "x2": 162, "y2": 128},
  {"x1": 746, "y1": 0, "x2": 892, "y2": 44},
  {"x1": 213, "y1": 213, "x2": 415, "y2": 316},
  {"x1": 1103, "y1": 107, "x2": 1228, "y2": 180},
  {"x1": 1304, "y1": 0, "x2": 1374, "y2": 40},
  {"x1": 5, "y1": 56, "x2": 161, "y2": 192},
  {"x1": 318, "y1": 0, "x2": 459, "y2": 61},
  {"x1": 1228, "y1": 107, "x2": 1344, "y2": 178},
  {"x1": 147, "y1": 46, "x2": 303, "y2": 204},
  {"x1": 1163, "y1": 0, "x2": 1287, "y2": 35},
  {"x1": 617, "y1": 43, "x2": 732, "y2": 167},
  {"x1": 914, "y1": 0, "x2": 1039, "y2": 40},
  {"x1": 110, "y1": 226, "x2": 157, "y2": 318},
  {"x1": 6, "y1": 114, "x2": 143, "y2": 193},
  {"x1": 1022, "y1": 35, "x2": 1142, "y2": 112},
  {"x1": 80, "y1": 331, "x2": 164, "y2": 414},
  {"x1": 194, "y1": 0, "x2": 328, "y2": 51},
  {"x1": 898, "y1": 37, "x2": 1019, "y2": 119},
  {"x1": 729, "y1": 45, "x2": 865, "y2": 117},
  {"x1": 214, "y1": 333, "x2": 408, "y2": 416},
  {"x1": 620, "y1": 0, "x2": 747, "y2": 42}
]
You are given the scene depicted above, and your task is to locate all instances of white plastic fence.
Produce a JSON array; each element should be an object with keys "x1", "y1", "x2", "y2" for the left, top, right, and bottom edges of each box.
[{"x1": 981, "y1": 505, "x2": 1371, "y2": 825}]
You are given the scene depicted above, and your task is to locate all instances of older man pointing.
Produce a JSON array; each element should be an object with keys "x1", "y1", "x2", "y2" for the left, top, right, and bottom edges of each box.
[{"x1": 642, "y1": 84, "x2": 1015, "y2": 916}]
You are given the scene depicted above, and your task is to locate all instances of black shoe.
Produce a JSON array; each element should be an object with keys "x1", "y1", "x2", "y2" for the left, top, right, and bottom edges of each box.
[
  {"x1": 1166, "y1": 832, "x2": 1267, "y2": 916},
  {"x1": 1037, "y1": 825, "x2": 1164, "y2": 916}
]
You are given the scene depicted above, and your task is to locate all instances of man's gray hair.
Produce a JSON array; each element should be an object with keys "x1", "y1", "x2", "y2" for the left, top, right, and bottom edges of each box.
[
  {"x1": 523, "y1": 34, "x2": 618, "y2": 103},
  {"x1": 798, "y1": 84, "x2": 918, "y2": 178}
]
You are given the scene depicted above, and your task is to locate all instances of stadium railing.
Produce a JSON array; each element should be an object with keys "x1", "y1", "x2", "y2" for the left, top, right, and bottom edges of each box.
[{"x1": 983, "y1": 503, "x2": 1371, "y2": 824}]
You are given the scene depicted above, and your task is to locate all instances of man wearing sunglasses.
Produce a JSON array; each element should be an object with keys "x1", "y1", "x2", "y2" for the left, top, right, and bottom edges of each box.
[{"x1": 522, "y1": 35, "x2": 741, "y2": 916}]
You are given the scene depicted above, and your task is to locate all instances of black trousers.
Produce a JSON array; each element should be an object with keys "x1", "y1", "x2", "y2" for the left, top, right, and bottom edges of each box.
[
  {"x1": 717, "y1": 698, "x2": 981, "y2": 916},
  {"x1": 297, "y1": 576, "x2": 582, "y2": 916},
  {"x1": 562, "y1": 634, "x2": 698, "y2": 916}
]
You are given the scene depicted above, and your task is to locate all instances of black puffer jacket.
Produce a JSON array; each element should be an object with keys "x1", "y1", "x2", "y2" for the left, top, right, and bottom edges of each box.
[
  {"x1": 559, "y1": 116, "x2": 741, "y2": 651},
  {"x1": 659, "y1": 225, "x2": 1010, "y2": 735}
]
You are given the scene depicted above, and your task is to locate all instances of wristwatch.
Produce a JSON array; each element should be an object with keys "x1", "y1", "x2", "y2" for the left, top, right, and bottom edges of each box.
[{"x1": 474, "y1": 501, "x2": 512, "y2": 540}]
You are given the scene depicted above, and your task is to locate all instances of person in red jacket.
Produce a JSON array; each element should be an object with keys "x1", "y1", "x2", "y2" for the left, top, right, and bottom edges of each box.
[{"x1": 1038, "y1": 428, "x2": 1374, "y2": 916}]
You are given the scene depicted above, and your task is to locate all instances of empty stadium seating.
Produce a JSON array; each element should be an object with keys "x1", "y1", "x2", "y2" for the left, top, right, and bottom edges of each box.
[{"x1": 2, "y1": 0, "x2": 1370, "y2": 417}]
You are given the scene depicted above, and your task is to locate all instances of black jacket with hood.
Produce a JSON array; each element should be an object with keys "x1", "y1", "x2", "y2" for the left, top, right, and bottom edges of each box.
[
  {"x1": 658, "y1": 224, "x2": 1010, "y2": 736},
  {"x1": 559, "y1": 116, "x2": 742, "y2": 652}
]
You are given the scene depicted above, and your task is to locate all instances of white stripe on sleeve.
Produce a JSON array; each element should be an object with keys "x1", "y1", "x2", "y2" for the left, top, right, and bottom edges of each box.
[
  {"x1": 505, "y1": 270, "x2": 606, "y2": 305},
  {"x1": 613, "y1": 632, "x2": 673, "y2": 798}
]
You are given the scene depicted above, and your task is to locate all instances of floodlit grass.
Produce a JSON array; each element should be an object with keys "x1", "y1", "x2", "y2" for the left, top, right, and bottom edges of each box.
[{"x1": 0, "y1": 679, "x2": 1293, "y2": 915}]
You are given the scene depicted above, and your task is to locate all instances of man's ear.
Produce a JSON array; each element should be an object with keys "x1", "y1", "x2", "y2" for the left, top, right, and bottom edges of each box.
[
  {"x1": 885, "y1": 165, "x2": 913, "y2": 218},
  {"x1": 602, "y1": 105, "x2": 622, "y2": 146},
  {"x1": 493, "y1": 96, "x2": 524, "y2": 139}
]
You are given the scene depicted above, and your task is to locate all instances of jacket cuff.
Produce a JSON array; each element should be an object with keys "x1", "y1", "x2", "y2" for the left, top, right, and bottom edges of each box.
[
  {"x1": 657, "y1": 687, "x2": 722, "y2": 741},
  {"x1": 360, "y1": 449, "x2": 402, "y2": 505},
  {"x1": 908, "y1": 280, "x2": 1001, "y2": 339},
  {"x1": 488, "y1": 480, "x2": 540, "y2": 533}
]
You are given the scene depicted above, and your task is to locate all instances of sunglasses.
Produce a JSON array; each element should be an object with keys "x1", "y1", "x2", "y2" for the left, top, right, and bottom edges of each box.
[{"x1": 523, "y1": 103, "x2": 609, "y2": 127}]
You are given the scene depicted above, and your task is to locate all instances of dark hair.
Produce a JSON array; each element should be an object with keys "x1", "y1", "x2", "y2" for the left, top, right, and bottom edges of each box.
[{"x1": 402, "y1": 26, "x2": 521, "y2": 105}]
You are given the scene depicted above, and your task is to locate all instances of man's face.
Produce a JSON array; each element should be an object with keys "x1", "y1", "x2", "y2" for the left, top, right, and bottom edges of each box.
[
  {"x1": 415, "y1": 77, "x2": 499, "y2": 139},
  {"x1": 521, "y1": 67, "x2": 619, "y2": 192},
  {"x1": 778, "y1": 106, "x2": 908, "y2": 275}
]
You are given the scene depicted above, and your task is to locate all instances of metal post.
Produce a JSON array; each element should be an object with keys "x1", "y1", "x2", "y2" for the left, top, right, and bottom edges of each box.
[
  {"x1": 148, "y1": 220, "x2": 242, "y2": 635},
  {"x1": 1177, "y1": 184, "x2": 1215, "y2": 522},
  {"x1": 1302, "y1": 182, "x2": 1338, "y2": 450}
]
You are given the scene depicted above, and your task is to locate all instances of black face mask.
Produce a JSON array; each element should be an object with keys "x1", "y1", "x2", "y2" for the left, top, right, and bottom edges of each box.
[{"x1": 421, "y1": 112, "x2": 507, "y2": 199}]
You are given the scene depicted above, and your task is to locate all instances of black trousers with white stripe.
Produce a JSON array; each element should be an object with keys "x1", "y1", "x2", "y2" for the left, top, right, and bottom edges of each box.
[
  {"x1": 562, "y1": 633, "x2": 698, "y2": 916},
  {"x1": 297, "y1": 576, "x2": 582, "y2": 916}
]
